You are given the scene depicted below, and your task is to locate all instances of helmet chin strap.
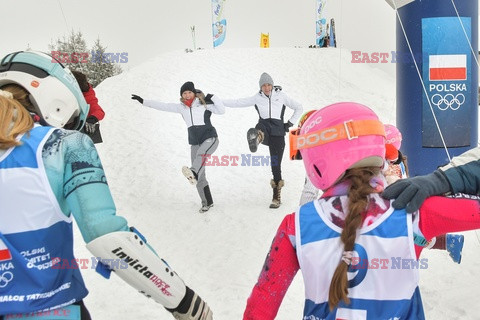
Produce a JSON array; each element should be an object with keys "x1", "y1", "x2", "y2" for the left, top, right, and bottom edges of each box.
[{"x1": 63, "y1": 115, "x2": 82, "y2": 130}]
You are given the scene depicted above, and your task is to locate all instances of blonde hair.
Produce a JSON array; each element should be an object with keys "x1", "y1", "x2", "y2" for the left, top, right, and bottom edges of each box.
[
  {"x1": 328, "y1": 166, "x2": 381, "y2": 310},
  {"x1": 0, "y1": 94, "x2": 34, "y2": 149},
  {"x1": 1, "y1": 84, "x2": 35, "y2": 113},
  {"x1": 180, "y1": 91, "x2": 207, "y2": 106}
]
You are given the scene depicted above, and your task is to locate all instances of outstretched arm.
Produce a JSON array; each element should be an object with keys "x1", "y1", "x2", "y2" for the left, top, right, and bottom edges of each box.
[
  {"x1": 244, "y1": 213, "x2": 299, "y2": 320},
  {"x1": 42, "y1": 130, "x2": 129, "y2": 241},
  {"x1": 206, "y1": 94, "x2": 226, "y2": 114},
  {"x1": 383, "y1": 147, "x2": 480, "y2": 212},
  {"x1": 51, "y1": 130, "x2": 212, "y2": 319},
  {"x1": 441, "y1": 146, "x2": 480, "y2": 170},
  {"x1": 223, "y1": 95, "x2": 257, "y2": 108},
  {"x1": 132, "y1": 93, "x2": 182, "y2": 113},
  {"x1": 284, "y1": 94, "x2": 303, "y2": 125},
  {"x1": 442, "y1": 159, "x2": 480, "y2": 195},
  {"x1": 418, "y1": 195, "x2": 480, "y2": 243},
  {"x1": 382, "y1": 170, "x2": 452, "y2": 213},
  {"x1": 143, "y1": 99, "x2": 183, "y2": 113}
]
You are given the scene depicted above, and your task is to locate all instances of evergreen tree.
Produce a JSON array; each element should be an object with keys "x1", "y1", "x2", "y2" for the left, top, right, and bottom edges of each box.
[
  {"x1": 49, "y1": 30, "x2": 122, "y2": 87},
  {"x1": 48, "y1": 30, "x2": 89, "y2": 72},
  {"x1": 88, "y1": 38, "x2": 115, "y2": 87}
]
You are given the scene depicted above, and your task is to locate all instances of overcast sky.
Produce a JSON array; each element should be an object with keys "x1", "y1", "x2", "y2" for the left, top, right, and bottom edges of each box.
[
  {"x1": 2, "y1": 0, "x2": 400, "y2": 71},
  {"x1": 2, "y1": 0, "x2": 478, "y2": 75}
]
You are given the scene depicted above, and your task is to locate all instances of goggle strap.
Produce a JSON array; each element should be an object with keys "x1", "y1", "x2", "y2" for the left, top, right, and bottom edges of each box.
[{"x1": 293, "y1": 119, "x2": 386, "y2": 151}]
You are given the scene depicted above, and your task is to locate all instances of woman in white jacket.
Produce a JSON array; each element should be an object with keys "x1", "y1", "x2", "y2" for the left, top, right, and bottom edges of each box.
[
  {"x1": 223, "y1": 73, "x2": 303, "y2": 208},
  {"x1": 132, "y1": 81, "x2": 225, "y2": 213}
]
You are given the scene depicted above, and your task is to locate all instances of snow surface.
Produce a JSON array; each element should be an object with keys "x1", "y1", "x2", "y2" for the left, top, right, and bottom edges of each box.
[{"x1": 74, "y1": 47, "x2": 480, "y2": 319}]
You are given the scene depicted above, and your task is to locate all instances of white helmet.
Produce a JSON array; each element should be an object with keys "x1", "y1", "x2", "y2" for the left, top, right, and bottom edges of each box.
[{"x1": 0, "y1": 50, "x2": 89, "y2": 130}]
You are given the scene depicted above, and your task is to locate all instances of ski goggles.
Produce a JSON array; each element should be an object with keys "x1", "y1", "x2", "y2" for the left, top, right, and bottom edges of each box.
[
  {"x1": 289, "y1": 128, "x2": 303, "y2": 160},
  {"x1": 288, "y1": 110, "x2": 317, "y2": 160},
  {"x1": 289, "y1": 119, "x2": 386, "y2": 160}
]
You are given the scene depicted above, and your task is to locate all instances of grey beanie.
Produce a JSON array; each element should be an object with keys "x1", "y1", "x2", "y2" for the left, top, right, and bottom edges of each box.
[{"x1": 259, "y1": 72, "x2": 274, "y2": 88}]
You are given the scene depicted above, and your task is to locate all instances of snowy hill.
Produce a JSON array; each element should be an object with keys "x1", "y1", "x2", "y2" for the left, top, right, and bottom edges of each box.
[{"x1": 75, "y1": 47, "x2": 480, "y2": 319}]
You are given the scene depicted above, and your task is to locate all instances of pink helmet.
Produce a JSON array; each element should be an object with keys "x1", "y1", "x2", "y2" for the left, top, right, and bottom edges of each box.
[
  {"x1": 296, "y1": 102, "x2": 386, "y2": 191},
  {"x1": 384, "y1": 124, "x2": 402, "y2": 149}
]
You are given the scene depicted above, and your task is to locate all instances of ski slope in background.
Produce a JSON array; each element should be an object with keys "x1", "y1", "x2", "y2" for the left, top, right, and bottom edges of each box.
[{"x1": 74, "y1": 47, "x2": 480, "y2": 319}]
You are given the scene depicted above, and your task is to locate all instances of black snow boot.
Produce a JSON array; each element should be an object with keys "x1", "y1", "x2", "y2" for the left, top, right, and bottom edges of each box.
[
  {"x1": 247, "y1": 128, "x2": 264, "y2": 153},
  {"x1": 269, "y1": 179, "x2": 284, "y2": 209}
]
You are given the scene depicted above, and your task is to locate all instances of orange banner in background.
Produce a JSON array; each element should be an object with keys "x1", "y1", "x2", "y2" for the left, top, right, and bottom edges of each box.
[{"x1": 260, "y1": 33, "x2": 269, "y2": 48}]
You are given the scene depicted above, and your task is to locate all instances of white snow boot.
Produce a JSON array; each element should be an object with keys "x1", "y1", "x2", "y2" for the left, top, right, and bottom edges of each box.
[
  {"x1": 182, "y1": 166, "x2": 197, "y2": 185},
  {"x1": 199, "y1": 185, "x2": 214, "y2": 213},
  {"x1": 199, "y1": 204, "x2": 214, "y2": 213}
]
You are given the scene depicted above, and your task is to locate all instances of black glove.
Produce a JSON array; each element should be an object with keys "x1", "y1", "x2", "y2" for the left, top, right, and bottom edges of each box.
[
  {"x1": 131, "y1": 94, "x2": 143, "y2": 104},
  {"x1": 205, "y1": 94, "x2": 214, "y2": 104},
  {"x1": 84, "y1": 116, "x2": 98, "y2": 134},
  {"x1": 382, "y1": 170, "x2": 452, "y2": 213},
  {"x1": 86, "y1": 116, "x2": 98, "y2": 124},
  {"x1": 284, "y1": 121, "x2": 293, "y2": 132}
]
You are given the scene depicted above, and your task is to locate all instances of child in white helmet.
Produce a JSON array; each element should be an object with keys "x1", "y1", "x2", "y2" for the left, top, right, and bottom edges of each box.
[{"x1": 0, "y1": 51, "x2": 212, "y2": 320}]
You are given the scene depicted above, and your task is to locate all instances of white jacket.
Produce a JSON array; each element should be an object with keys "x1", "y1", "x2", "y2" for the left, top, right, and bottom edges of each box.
[
  {"x1": 223, "y1": 87, "x2": 302, "y2": 136},
  {"x1": 144, "y1": 95, "x2": 225, "y2": 145}
]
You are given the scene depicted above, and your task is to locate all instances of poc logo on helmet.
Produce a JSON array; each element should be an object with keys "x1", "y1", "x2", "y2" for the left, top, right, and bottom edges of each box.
[
  {"x1": 302, "y1": 115, "x2": 322, "y2": 134},
  {"x1": 297, "y1": 128, "x2": 338, "y2": 149}
]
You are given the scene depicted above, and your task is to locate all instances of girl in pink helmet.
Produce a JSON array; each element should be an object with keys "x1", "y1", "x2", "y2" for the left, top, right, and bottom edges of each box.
[
  {"x1": 384, "y1": 124, "x2": 408, "y2": 184},
  {"x1": 243, "y1": 102, "x2": 480, "y2": 320}
]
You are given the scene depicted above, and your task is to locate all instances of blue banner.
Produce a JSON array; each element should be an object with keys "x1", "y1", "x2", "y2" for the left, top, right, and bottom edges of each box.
[
  {"x1": 212, "y1": 0, "x2": 227, "y2": 47},
  {"x1": 396, "y1": 0, "x2": 478, "y2": 176},
  {"x1": 422, "y1": 17, "x2": 472, "y2": 147},
  {"x1": 329, "y1": 18, "x2": 336, "y2": 47},
  {"x1": 316, "y1": 0, "x2": 327, "y2": 46}
]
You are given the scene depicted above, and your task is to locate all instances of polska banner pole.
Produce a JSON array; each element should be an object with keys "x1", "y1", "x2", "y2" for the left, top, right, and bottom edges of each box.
[{"x1": 392, "y1": 0, "x2": 478, "y2": 176}]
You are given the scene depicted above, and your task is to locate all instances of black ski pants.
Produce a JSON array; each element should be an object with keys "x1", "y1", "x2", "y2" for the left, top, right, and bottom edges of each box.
[
  {"x1": 255, "y1": 122, "x2": 285, "y2": 183},
  {"x1": 268, "y1": 136, "x2": 285, "y2": 183}
]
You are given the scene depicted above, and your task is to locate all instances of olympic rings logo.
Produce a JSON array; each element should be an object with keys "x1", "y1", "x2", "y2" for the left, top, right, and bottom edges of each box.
[
  {"x1": 431, "y1": 93, "x2": 465, "y2": 111},
  {"x1": 0, "y1": 271, "x2": 13, "y2": 288}
]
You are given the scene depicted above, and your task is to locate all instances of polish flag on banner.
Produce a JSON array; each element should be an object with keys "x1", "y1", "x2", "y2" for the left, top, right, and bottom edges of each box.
[
  {"x1": 429, "y1": 54, "x2": 467, "y2": 81},
  {"x1": 0, "y1": 239, "x2": 12, "y2": 261}
]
